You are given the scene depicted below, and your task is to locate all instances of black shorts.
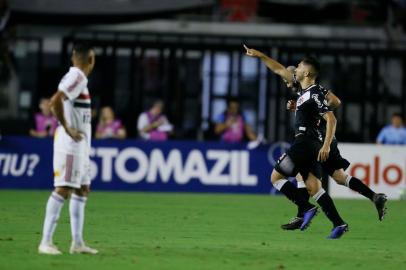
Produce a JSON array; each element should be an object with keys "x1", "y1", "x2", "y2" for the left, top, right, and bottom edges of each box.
[
  {"x1": 322, "y1": 139, "x2": 350, "y2": 176},
  {"x1": 274, "y1": 135, "x2": 323, "y2": 180}
]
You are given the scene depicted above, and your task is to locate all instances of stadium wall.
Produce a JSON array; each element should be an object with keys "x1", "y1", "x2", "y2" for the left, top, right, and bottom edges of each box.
[{"x1": 0, "y1": 136, "x2": 404, "y2": 199}]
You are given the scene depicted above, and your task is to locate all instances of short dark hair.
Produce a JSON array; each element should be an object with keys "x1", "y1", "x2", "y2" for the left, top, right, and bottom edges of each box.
[
  {"x1": 73, "y1": 43, "x2": 93, "y2": 61},
  {"x1": 302, "y1": 56, "x2": 320, "y2": 77}
]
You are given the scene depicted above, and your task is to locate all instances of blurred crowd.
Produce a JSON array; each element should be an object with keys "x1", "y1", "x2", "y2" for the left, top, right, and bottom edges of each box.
[
  {"x1": 29, "y1": 96, "x2": 406, "y2": 145},
  {"x1": 29, "y1": 97, "x2": 261, "y2": 143}
]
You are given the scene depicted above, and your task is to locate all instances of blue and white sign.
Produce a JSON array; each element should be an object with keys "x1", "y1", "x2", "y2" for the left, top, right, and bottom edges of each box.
[{"x1": 0, "y1": 136, "x2": 283, "y2": 194}]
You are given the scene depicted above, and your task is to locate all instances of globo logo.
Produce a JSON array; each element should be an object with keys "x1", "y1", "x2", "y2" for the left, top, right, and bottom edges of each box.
[{"x1": 349, "y1": 156, "x2": 405, "y2": 186}]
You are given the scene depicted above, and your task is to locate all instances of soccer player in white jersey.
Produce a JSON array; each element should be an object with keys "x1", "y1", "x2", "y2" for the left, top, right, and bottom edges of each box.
[{"x1": 38, "y1": 43, "x2": 97, "y2": 255}]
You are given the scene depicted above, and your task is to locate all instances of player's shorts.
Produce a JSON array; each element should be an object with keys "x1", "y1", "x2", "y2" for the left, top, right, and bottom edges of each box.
[
  {"x1": 322, "y1": 139, "x2": 350, "y2": 176},
  {"x1": 53, "y1": 151, "x2": 91, "y2": 189},
  {"x1": 274, "y1": 135, "x2": 323, "y2": 180}
]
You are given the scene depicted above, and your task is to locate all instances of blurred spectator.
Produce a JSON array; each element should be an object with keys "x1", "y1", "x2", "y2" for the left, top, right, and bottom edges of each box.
[
  {"x1": 376, "y1": 113, "x2": 406, "y2": 144},
  {"x1": 214, "y1": 98, "x2": 257, "y2": 143},
  {"x1": 95, "y1": 106, "x2": 126, "y2": 139},
  {"x1": 137, "y1": 100, "x2": 173, "y2": 141},
  {"x1": 29, "y1": 98, "x2": 58, "y2": 138}
]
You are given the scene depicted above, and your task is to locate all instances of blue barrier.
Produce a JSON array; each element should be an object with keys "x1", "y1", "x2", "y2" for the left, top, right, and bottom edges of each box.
[{"x1": 0, "y1": 136, "x2": 289, "y2": 194}]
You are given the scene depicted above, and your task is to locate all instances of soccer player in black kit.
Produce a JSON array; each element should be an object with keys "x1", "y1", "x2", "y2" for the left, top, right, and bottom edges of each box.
[
  {"x1": 244, "y1": 45, "x2": 348, "y2": 238},
  {"x1": 280, "y1": 68, "x2": 387, "y2": 230}
]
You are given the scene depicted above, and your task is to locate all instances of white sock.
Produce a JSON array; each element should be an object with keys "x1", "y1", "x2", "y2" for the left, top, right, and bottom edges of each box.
[
  {"x1": 312, "y1": 188, "x2": 326, "y2": 201},
  {"x1": 344, "y1": 175, "x2": 352, "y2": 187},
  {"x1": 41, "y1": 192, "x2": 64, "y2": 246},
  {"x1": 273, "y1": 179, "x2": 288, "y2": 191},
  {"x1": 69, "y1": 194, "x2": 87, "y2": 246}
]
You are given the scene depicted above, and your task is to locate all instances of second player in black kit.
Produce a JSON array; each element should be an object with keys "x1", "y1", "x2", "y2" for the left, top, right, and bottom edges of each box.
[
  {"x1": 245, "y1": 44, "x2": 349, "y2": 238},
  {"x1": 281, "y1": 85, "x2": 387, "y2": 230}
]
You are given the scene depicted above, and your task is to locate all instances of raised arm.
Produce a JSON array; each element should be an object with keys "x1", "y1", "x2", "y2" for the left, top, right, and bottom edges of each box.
[
  {"x1": 325, "y1": 90, "x2": 341, "y2": 109},
  {"x1": 244, "y1": 44, "x2": 293, "y2": 84}
]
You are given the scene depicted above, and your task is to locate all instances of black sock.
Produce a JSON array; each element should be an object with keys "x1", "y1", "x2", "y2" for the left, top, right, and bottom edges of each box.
[
  {"x1": 279, "y1": 181, "x2": 313, "y2": 214},
  {"x1": 297, "y1": 188, "x2": 310, "y2": 218},
  {"x1": 348, "y1": 177, "x2": 375, "y2": 201},
  {"x1": 316, "y1": 192, "x2": 345, "y2": 227}
]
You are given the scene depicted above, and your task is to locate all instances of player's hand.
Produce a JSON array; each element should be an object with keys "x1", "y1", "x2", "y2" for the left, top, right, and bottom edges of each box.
[
  {"x1": 65, "y1": 126, "x2": 83, "y2": 142},
  {"x1": 243, "y1": 44, "x2": 263, "y2": 58},
  {"x1": 287, "y1": 100, "x2": 296, "y2": 111},
  {"x1": 317, "y1": 144, "x2": 330, "y2": 162}
]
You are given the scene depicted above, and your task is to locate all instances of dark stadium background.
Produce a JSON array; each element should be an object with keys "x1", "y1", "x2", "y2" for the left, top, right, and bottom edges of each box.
[{"x1": 1, "y1": 0, "x2": 405, "y2": 143}]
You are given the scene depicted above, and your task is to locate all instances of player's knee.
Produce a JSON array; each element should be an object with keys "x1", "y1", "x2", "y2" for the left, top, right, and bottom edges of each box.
[
  {"x1": 54, "y1": 187, "x2": 72, "y2": 199},
  {"x1": 332, "y1": 170, "x2": 347, "y2": 185},
  {"x1": 305, "y1": 176, "x2": 321, "y2": 196},
  {"x1": 74, "y1": 185, "x2": 90, "y2": 197}
]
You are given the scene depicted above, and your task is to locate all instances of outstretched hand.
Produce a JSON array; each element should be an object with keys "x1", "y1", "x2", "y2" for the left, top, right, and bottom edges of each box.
[{"x1": 243, "y1": 44, "x2": 263, "y2": 58}]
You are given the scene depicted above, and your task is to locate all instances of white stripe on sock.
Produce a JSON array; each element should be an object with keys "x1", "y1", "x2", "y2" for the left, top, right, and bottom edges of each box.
[
  {"x1": 273, "y1": 179, "x2": 288, "y2": 191},
  {"x1": 345, "y1": 175, "x2": 352, "y2": 187},
  {"x1": 313, "y1": 188, "x2": 326, "y2": 201}
]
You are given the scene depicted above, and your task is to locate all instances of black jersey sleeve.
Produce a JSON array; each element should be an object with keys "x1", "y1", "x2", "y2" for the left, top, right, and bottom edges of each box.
[
  {"x1": 311, "y1": 89, "x2": 330, "y2": 116},
  {"x1": 320, "y1": 85, "x2": 329, "y2": 96}
]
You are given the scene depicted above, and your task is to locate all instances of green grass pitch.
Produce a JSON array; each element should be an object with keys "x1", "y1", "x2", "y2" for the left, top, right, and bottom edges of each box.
[{"x1": 0, "y1": 190, "x2": 405, "y2": 270}]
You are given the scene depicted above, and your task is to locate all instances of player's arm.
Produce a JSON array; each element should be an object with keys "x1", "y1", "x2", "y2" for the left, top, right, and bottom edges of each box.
[
  {"x1": 244, "y1": 44, "x2": 292, "y2": 84},
  {"x1": 325, "y1": 90, "x2": 341, "y2": 109},
  {"x1": 318, "y1": 111, "x2": 337, "y2": 162},
  {"x1": 50, "y1": 91, "x2": 83, "y2": 142}
]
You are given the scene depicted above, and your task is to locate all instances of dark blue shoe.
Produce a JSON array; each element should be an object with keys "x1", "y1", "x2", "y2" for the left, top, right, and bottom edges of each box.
[
  {"x1": 300, "y1": 206, "x2": 318, "y2": 231},
  {"x1": 328, "y1": 224, "x2": 349, "y2": 239}
]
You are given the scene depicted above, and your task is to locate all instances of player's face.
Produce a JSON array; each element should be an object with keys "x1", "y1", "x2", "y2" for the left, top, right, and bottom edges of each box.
[
  {"x1": 71, "y1": 50, "x2": 96, "y2": 74},
  {"x1": 295, "y1": 62, "x2": 307, "y2": 82},
  {"x1": 87, "y1": 50, "x2": 96, "y2": 74}
]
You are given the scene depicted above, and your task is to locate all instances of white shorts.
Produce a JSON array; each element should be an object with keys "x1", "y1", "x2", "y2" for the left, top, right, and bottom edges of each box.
[{"x1": 53, "y1": 151, "x2": 91, "y2": 189}]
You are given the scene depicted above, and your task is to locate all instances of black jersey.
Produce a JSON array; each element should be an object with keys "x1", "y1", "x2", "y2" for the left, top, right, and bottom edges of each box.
[{"x1": 295, "y1": 84, "x2": 330, "y2": 141}]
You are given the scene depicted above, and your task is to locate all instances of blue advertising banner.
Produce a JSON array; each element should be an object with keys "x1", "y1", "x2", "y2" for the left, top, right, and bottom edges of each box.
[{"x1": 0, "y1": 136, "x2": 290, "y2": 194}]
